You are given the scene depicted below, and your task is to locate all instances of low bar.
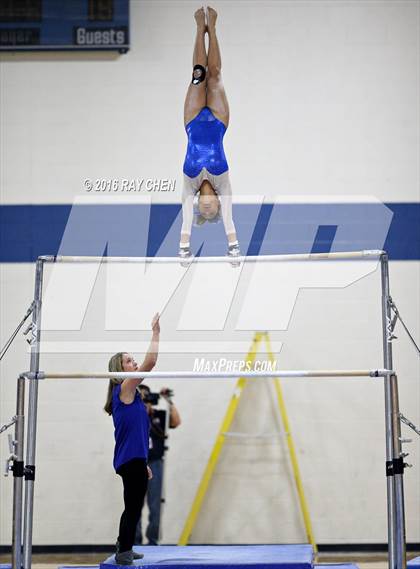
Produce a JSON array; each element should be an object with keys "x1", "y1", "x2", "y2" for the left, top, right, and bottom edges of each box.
[
  {"x1": 21, "y1": 369, "x2": 393, "y2": 380},
  {"x1": 37, "y1": 250, "x2": 384, "y2": 264}
]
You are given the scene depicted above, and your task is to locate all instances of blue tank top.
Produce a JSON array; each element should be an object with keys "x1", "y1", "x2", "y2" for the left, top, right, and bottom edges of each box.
[
  {"x1": 112, "y1": 384, "x2": 150, "y2": 471},
  {"x1": 183, "y1": 107, "x2": 229, "y2": 178}
]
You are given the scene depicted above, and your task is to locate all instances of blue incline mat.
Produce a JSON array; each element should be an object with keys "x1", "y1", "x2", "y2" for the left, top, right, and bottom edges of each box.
[
  {"x1": 99, "y1": 544, "x2": 313, "y2": 568},
  {"x1": 315, "y1": 565, "x2": 358, "y2": 569},
  {"x1": 408, "y1": 558, "x2": 420, "y2": 567}
]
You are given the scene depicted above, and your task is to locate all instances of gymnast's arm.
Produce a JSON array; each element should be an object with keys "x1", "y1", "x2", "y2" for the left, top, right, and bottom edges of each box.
[
  {"x1": 180, "y1": 180, "x2": 194, "y2": 246},
  {"x1": 120, "y1": 313, "x2": 160, "y2": 401},
  {"x1": 218, "y1": 177, "x2": 238, "y2": 244}
]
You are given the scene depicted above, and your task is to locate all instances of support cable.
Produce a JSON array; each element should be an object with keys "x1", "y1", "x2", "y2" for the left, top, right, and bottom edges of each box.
[
  {"x1": 389, "y1": 297, "x2": 420, "y2": 356},
  {"x1": 399, "y1": 413, "x2": 420, "y2": 437},
  {"x1": 0, "y1": 302, "x2": 35, "y2": 362},
  {"x1": 0, "y1": 416, "x2": 17, "y2": 435}
]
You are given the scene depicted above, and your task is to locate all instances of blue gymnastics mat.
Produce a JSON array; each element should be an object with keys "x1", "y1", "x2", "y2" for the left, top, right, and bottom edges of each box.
[
  {"x1": 315, "y1": 565, "x2": 358, "y2": 569},
  {"x1": 408, "y1": 557, "x2": 420, "y2": 567},
  {"x1": 99, "y1": 544, "x2": 314, "y2": 568}
]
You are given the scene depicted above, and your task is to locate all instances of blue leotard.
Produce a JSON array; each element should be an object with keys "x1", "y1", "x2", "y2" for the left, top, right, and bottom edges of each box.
[
  {"x1": 183, "y1": 107, "x2": 229, "y2": 178},
  {"x1": 112, "y1": 384, "x2": 150, "y2": 471}
]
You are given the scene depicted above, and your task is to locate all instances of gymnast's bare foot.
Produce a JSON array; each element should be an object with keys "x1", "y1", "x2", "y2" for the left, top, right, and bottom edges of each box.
[
  {"x1": 194, "y1": 7, "x2": 206, "y2": 32},
  {"x1": 207, "y1": 6, "x2": 217, "y2": 31}
]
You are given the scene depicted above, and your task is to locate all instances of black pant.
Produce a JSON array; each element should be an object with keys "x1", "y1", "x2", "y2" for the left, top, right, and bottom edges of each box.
[{"x1": 117, "y1": 458, "x2": 148, "y2": 551}]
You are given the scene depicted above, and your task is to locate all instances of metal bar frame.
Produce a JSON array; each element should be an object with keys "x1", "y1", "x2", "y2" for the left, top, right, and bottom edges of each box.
[
  {"x1": 21, "y1": 259, "x2": 44, "y2": 569},
  {"x1": 12, "y1": 376, "x2": 25, "y2": 569},
  {"x1": 11, "y1": 251, "x2": 406, "y2": 569},
  {"x1": 380, "y1": 253, "x2": 406, "y2": 569}
]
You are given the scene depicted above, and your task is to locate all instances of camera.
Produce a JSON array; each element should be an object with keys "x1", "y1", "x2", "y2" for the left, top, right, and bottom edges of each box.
[
  {"x1": 143, "y1": 392, "x2": 160, "y2": 405},
  {"x1": 140, "y1": 386, "x2": 175, "y2": 406}
]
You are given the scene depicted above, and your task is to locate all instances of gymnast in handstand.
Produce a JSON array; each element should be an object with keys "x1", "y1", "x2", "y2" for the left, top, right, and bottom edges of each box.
[{"x1": 179, "y1": 6, "x2": 240, "y2": 260}]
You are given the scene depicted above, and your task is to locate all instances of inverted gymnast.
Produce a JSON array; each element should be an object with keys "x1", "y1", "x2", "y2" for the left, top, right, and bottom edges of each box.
[
  {"x1": 179, "y1": 6, "x2": 240, "y2": 260},
  {"x1": 104, "y1": 313, "x2": 160, "y2": 565}
]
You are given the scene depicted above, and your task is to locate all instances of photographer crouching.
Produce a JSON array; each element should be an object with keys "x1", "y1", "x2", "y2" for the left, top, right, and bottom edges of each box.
[{"x1": 134, "y1": 384, "x2": 181, "y2": 545}]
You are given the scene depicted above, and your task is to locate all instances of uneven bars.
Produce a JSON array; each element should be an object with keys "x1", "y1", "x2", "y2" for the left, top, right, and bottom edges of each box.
[
  {"x1": 38, "y1": 250, "x2": 384, "y2": 264},
  {"x1": 21, "y1": 369, "x2": 393, "y2": 380}
]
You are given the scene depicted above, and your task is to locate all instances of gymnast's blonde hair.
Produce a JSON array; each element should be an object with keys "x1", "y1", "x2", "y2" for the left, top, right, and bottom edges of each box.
[
  {"x1": 193, "y1": 199, "x2": 221, "y2": 226},
  {"x1": 104, "y1": 352, "x2": 125, "y2": 415}
]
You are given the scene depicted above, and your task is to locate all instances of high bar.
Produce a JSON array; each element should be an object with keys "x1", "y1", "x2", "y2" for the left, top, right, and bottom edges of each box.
[
  {"x1": 21, "y1": 369, "x2": 393, "y2": 380},
  {"x1": 37, "y1": 250, "x2": 385, "y2": 264}
]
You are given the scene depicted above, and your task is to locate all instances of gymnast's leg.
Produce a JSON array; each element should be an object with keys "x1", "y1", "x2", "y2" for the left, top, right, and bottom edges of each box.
[
  {"x1": 184, "y1": 8, "x2": 208, "y2": 127},
  {"x1": 206, "y1": 7, "x2": 238, "y2": 252},
  {"x1": 206, "y1": 7, "x2": 230, "y2": 128},
  {"x1": 116, "y1": 458, "x2": 148, "y2": 562}
]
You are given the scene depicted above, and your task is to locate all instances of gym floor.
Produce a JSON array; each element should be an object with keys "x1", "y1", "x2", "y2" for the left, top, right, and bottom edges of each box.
[{"x1": 1, "y1": 552, "x2": 420, "y2": 569}]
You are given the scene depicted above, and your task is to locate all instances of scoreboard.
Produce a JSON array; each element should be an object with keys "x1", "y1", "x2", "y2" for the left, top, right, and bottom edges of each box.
[{"x1": 0, "y1": 0, "x2": 130, "y2": 53}]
